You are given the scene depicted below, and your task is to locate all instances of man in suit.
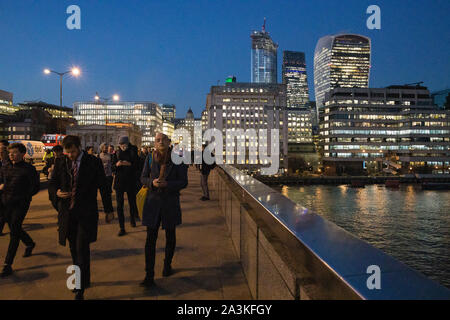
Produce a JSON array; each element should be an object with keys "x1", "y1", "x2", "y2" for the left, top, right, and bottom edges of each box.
[
  {"x1": 49, "y1": 135, "x2": 106, "y2": 300},
  {"x1": 140, "y1": 132, "x2": 188, "y2": 287},
  {"x1": 0, "y1": 143, "x2": 40, "y2": 277}
]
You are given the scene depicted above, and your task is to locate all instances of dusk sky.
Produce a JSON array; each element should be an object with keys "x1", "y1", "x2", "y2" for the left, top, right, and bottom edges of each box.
[{"x1": 1, "y1": 0, "x2": 449, "y2": 118}]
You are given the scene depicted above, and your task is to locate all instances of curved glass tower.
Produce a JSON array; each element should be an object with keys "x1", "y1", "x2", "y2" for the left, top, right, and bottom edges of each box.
[
  {"x1": 314, "y1": 34, "x2": 371, "y2": 110},
  {"x1": 251, "y1": 20, "x2": 278, "y2": 84}
]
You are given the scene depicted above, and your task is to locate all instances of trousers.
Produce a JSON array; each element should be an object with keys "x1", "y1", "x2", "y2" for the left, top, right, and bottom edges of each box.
[
  {"x1": 116, "y1": 189, "x2": 137, "y2": 230},
  {"x1": 100, "y1": 176, "x2": 114, "y2": 213},
  {"x1": 67, "y1": 212, "x2": 91, "y2": 291},
  {"x1": 200, "y1": 172, "x2": 210, "y2": 198},
  {"x1": 144, "y1": 214, "x2": 176, "y2": 277},
  {"x1": 3, "y1": 201, "x2": 34, "y2": 266}
]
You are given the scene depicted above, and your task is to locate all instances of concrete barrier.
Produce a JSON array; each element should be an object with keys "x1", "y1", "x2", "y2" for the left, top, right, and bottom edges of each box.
[{"x1": 211, "y1": 165, "x2": 450, "y2": 300}]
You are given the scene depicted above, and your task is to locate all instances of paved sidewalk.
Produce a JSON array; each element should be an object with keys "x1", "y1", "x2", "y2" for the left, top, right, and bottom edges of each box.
[{"x1": 0, "y1": 167, "x2": 251, "y2": 300}]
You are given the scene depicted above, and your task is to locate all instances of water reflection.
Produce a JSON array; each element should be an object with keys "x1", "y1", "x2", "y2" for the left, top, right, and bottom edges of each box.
[{"x1": 277, "y1": 184, "x2": 450, "y2": 288}]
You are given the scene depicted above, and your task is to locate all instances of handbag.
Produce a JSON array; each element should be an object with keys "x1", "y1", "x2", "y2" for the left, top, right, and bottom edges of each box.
[{"x1": 136, "y1": 153, "x2": 153, "y2": 219}]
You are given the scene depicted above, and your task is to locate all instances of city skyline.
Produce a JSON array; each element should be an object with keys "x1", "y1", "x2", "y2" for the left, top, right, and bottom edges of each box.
[{"x1": 0, "y1": 0, "x2": 449, "y2": 118}]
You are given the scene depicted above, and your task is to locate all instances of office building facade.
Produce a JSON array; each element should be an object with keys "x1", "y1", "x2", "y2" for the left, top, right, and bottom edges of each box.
[
  {"x1": 206, "y1": 82, "x2": 288, "y2": 174},
  {"x1": 282, "y1": 51, "x2": 309, "y2": 108},
  {"x1": 67, "y1": 123, "x2": 142, "y2": 151},
  {"x1": 251, "y1": 20, "x2": 278, "y2": 84},
  {"x1": 319, "y1": 86, "x2": 450, "y2": 175},
  {"x1": 314, "y1": 34, "x2": 371, "y2": 111},
  {"x1": 73, "y1": 101, "x2": 162, "y2": 146}
]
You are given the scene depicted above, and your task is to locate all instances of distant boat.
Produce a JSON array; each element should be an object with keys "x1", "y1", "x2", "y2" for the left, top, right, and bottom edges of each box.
[
  {"x1": 385, "y1": 180, "x2": 400, "y2": 188},
  {"x1": 350, "y1": 180, "x2": 365, "y2": 188},
  {"x1": 421, "y1": 182, "x2": 450, "y2": 190}
]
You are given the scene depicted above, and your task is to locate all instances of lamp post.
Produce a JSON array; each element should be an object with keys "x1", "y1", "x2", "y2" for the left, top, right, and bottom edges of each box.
[
  {"x1": 94, "y1": 93, "x2": 120, "y2": 144},
  {"x1": 43, "y1": 67, "x2": 81, "y2": 117}
]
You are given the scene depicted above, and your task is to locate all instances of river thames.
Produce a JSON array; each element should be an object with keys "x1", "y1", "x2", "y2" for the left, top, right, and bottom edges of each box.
[{"x1": 277, "y1": 184, "x2": 450, "y2": 288}]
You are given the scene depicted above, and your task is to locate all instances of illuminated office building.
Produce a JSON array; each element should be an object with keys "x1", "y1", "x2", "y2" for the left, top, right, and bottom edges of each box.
[
  {"x1": 162, "y1": 120, "x2": 174, "y2": 140},
  {"x1": 161, "y1": 104, "x2": 176, "y2": 122},
  {"x1": 314, "y1": 34, "x2": 371, "y2": 112},
  {"x1": 282, "y1": 51, "x2": 309, "y2": 108},
  {"x1": 206, "y1": 81, "x2": 288, "y2": 174},
  {"x1": 287, "y1": 108, "x2": 313, "y2": 144},
  {"x1": 251, "y1": 19, "x2": 278, "y2": 84},
  {"x1": 319, "y1": 85, "x2": 450, "y2": 175},
  {"x1": 73, "y1": 101, "x2": 162, "y2": 146}
]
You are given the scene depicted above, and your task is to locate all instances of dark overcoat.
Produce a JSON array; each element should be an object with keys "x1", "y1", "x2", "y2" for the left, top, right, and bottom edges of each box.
[
  {"x1": 113, "y1": 144, "x2": 140, "y2": 192},
  {"x1": 140, "y1": 154, "x2": 188, "y2": 230},
  {"x1": 49, "y1": 152, "x2": 106, "y2": 246}
]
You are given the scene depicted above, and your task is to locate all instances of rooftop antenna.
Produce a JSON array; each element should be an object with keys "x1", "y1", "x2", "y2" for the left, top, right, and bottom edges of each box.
[{"x1": 262, "y1": 17, "x2": 266, "y2": 32}]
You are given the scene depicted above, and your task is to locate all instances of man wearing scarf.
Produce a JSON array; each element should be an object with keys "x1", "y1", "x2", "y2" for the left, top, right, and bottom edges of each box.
[{"x1": 139, "y1": 132, "x2": 188, "y2": 287}]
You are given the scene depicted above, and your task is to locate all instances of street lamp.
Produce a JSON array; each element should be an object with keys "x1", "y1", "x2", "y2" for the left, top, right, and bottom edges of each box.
[
  {"x1": 43, "y1": 67, "x2": 81, "y2": 114},
  {"x1": 94, "y1": 92, "x2": 120, "y2": 145}
]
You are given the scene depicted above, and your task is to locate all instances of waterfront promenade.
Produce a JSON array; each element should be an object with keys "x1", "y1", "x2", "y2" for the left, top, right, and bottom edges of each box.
[{"x1": 0, "y1": 168, "x2": 252, "y2": 300}]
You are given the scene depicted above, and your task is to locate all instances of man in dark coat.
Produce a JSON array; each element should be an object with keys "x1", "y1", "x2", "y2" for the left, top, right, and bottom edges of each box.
[
  {"x1": 49, "y1": 135, "x2": 106, "y2": 300},
  {"x1": 199, "y1": 144, "x2": 216, "y2": 201},
  {"x1": 0, "y1": 143, "x2": 40, "y2": 277},
  {"x1": 140, "y1": 132, "x2": 188, "y2": 287},
  {"x1": 114, "y1": 136, "x2": 140, "y2": 236},
  {"x1": 0, "y1": 139, "x2": 10, "y2": 236}
]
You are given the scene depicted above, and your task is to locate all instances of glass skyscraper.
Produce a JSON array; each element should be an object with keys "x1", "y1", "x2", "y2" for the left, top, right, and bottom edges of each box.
[
  {"x1": 282, "y1": 51, "x2": 309, "y2": 108},
  {"x1": 251, "y1": 20, "x2": 278, "y2": 84},
  {"x1": 314, "y1": 34, "x2": 371, "y2": 111}
]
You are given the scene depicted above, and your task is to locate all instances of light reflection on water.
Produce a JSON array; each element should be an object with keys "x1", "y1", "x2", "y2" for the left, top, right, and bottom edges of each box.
[{"x1": 278, "y1": 184, "x2": 450, "y2": 288}]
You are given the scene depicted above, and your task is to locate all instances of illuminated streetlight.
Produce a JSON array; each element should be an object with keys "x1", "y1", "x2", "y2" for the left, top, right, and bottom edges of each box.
[
  {"x1": 94, "y1": 92, "x2": 120, "y2": 144},
  {"x1": 43, "y1": 66, "x2": 82, "y2": 109},
  {"x1": 71, "y1": 67, "x2": 80, "y2": 76}
]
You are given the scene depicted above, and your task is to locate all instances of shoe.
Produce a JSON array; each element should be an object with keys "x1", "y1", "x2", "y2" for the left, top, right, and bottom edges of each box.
[
  {"x1": 23, "y1": 242, "x2": 36, "y2": 258},
  {"x1": 200, "y1": 196, "x2": 210, "y2": 201},
  {"x1": 74, "y1": 290, "x2": 84, "y2": 300},
  {"x1": 130, "y1": 221, "x2": 137, "y2": 228},
  {"x1": 0, "y1": 265, "x2": 13, "y2": 278},
  {"x1": 162, "y1": 265, "x2": 173, "y2": 277},
  {"x1": 118, "y1": 229, "x2": 126, "y2": 237},
  {"x1": 140, "y1": 277, "x2": 155, "y2": 288}
]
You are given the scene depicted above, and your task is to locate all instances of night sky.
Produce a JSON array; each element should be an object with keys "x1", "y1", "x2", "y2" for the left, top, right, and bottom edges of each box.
[{"x1": 1, "y1": 0, "x2": 449, "y2": 118}]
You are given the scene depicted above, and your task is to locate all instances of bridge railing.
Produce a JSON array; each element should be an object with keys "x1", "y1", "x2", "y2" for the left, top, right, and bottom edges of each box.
[{"x1": 210, "y1": 164, "x2": 450, "y2": 300}]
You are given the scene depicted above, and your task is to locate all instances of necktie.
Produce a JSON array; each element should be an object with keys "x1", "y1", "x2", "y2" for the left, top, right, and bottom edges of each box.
[{"x1": 70, "y1": 160, "x2": 78, "y2": 209}]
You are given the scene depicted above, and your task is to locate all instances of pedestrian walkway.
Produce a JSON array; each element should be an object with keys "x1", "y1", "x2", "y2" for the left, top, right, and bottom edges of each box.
[{"x1": 0, "y1": 167, "x2": 251, "y2": 300}]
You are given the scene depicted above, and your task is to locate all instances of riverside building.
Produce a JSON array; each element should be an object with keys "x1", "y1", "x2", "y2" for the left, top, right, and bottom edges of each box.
[
  {"x1": 319, "y1": 85, "x2": 450, "y2": 175},
  {"x1": 314, "y1": 34, "x2": 371, "y2": 112}
]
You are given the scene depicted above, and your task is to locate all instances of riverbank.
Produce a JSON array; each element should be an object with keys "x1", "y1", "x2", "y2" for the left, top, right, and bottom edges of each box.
[{"x1": 256, "y1": 174, "x2": 450, "y2": 186}]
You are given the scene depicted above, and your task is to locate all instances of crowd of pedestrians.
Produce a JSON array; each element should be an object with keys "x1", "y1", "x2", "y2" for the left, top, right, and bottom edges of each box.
[{"x1": 0, "y1": 132, "x2": 218, "y2": 300}]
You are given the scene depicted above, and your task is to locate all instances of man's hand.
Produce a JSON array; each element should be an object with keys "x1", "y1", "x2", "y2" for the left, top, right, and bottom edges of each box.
[
  {"x1": 56, "y1": 189, "x2": 72, "y2": 198},
  {"x1": 121, "y1": 160, "x2": 131, "y2": 166},
  {"x1": 158, "y1": 180, "x2": 167, "y2": 188},
  {"x1": 152, "y1": 179, "x2": 160, "y2": 187},
  {"x1": 116, "y1": 161, "x2": 122, "y2": 167},
  {"x1": 0, "y1": 184, "x2": 4, "y2": 191}
]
